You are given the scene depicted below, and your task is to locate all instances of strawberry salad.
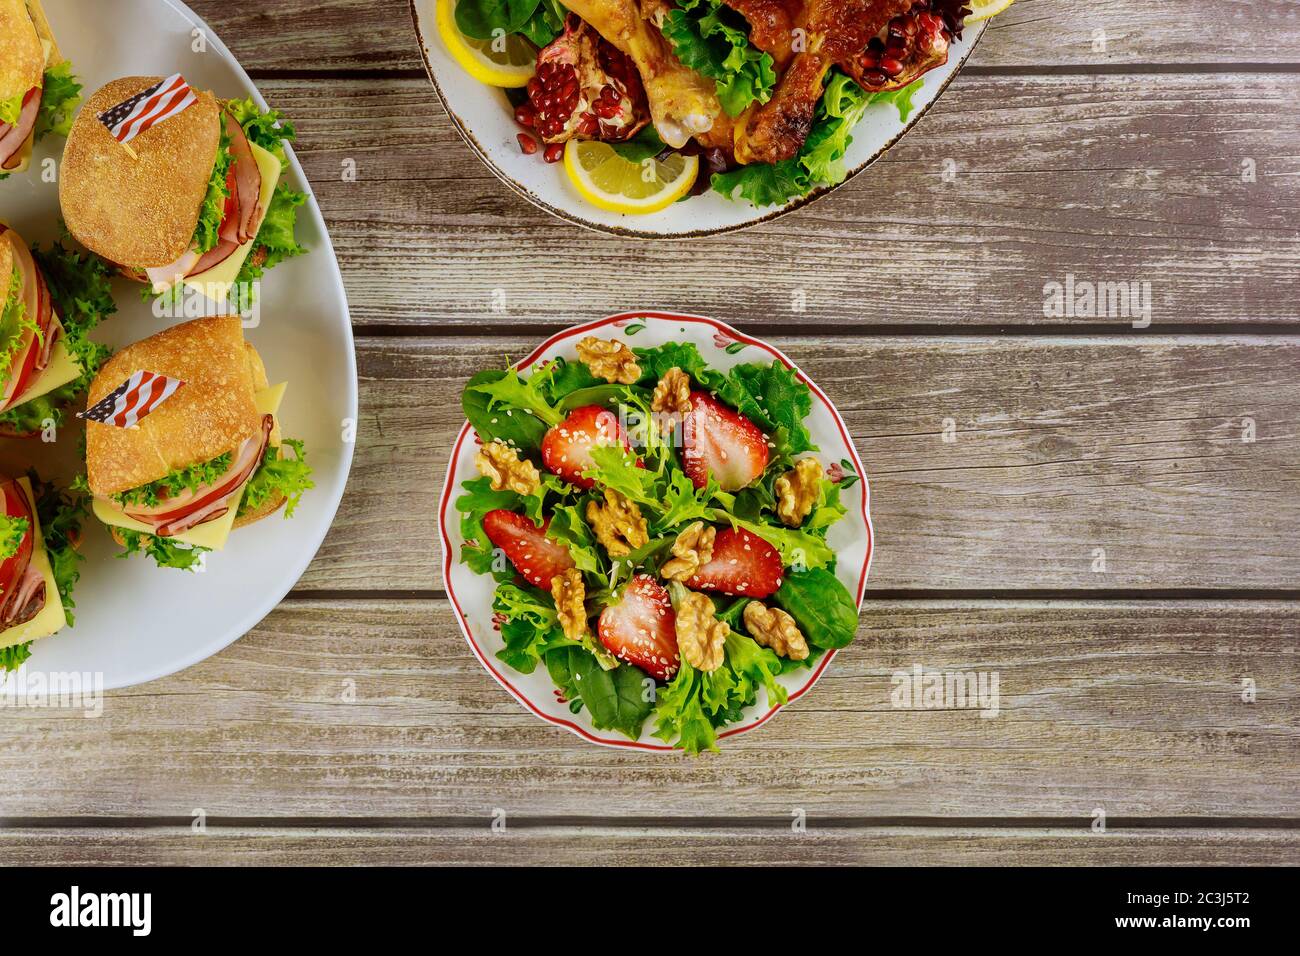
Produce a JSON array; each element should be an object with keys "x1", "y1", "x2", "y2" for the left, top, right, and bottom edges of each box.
[{"x1": 455, "y1": 333, "x2": 861, "y2": 753}]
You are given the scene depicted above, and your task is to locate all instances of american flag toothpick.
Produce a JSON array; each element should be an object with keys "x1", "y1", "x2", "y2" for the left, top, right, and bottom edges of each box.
[
  {"x1": 78, "y1": 371, "x2": 185, "y2": 429},
  {"x1": 96, "y1": 74, "x2": 197, "y2": 148}
]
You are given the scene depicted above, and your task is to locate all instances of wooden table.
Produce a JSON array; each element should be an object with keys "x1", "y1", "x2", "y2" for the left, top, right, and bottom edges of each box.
[{"x1": 2, "y1": 0, "x2": 1297, "y2": 865}]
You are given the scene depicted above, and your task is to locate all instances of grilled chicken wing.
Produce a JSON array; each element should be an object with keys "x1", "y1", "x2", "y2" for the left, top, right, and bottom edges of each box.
[
  {"x1": 561, "y1": 0, "x2": 722, "y2": 148},
  {"x1": 734, "y1": 0, "x2": 914, "y2": 165}
]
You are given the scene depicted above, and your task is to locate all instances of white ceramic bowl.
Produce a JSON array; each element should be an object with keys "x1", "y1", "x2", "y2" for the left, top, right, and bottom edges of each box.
[
  {"x1": 438, "y1": 312, "x2": 873, "y2": 749},
  {"x1": 411, "y1": 0, "x2": 985, "y2": 237},
  {"x1": 0, "y1": 0, "x2": 356, "y2": 689}
]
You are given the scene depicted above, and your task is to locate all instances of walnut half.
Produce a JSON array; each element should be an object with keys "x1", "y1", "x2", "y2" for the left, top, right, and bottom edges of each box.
[
  {"x1": 577, "y1": 336, "x2": 641, "y2": 385},
  {"x1": 586, "y1": 488, "x2": 649, "y2": 558},
  {"x1": 659, "y1": 521, "x2": 716, "y2": 581},
  {"x1": 475, "y1": 440, "x2": 540, "y2": 496},
  {"x1": 551, "y1": 568, "x2": 589, "y2": 643},
  {"x1": 674, "y1": 585, "x2": 728, "y2": 672},
  {"x1": 775, "y1": 456, "x2": 823, "y2": 527},
  {"x1": 743, "y1": 601, "x2": 809, "y2": 661}
]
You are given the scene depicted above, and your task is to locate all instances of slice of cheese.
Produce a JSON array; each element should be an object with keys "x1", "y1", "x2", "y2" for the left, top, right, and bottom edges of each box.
[
  {"x1": 93, "y1": 382, "x2": 287, "y2": 552},
  {"x1": 4, "y1": 131, "x2": 33, "y2": 175},
  {"x1": 182, "y1": 140, "x2": 283, "y2": 305},
  {"x1": 0, "y1": 476, "x2": 66, "y2": 649},
  {"x1": 7, "y1": 314, "x2": 82, "y2": 410}
]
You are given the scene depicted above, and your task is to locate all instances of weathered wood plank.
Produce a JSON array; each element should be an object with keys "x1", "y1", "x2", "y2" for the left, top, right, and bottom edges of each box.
[
  {"x1": 1, "y1": 826, "x2": 1295, "y2": 865},
  {"x1": 1, "y1": 598, "x2": 1294, "y2": 817},
  {"x1": 299, "y1": 336, "x2": 1300, "y2": 592},
  {"x1": 260, "y1": 73, "x2": 1300, "y2": 329},
  {"x1": 186, "y1": 0, "x2": 1300, "y2": 74}
]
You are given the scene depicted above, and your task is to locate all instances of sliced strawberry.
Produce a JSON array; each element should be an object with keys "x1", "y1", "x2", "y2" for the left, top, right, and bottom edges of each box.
[
  {"x1": 541, "y1": 404, "x2": 630, "y2": 489},
  {"x1": 686, "y1": 527, "x2": 784, "y2": 599},
  {"x1": 682, "y1": 391, "x2": 769, "y2": 491},
  {"x1": 481, "y1": 509, "x2": 575, "y2": 590},
  {"x1": 597, "y1": 574, "x2": 679, "y2": 681}
]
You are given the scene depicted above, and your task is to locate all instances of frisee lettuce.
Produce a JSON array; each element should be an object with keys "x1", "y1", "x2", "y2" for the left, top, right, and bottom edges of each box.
[
  {"x1": 34, "y1": 62, "x2": 81, "y2": 141},
  {"x1": 0, "y1": 514, "x2": 29, "y2": 560},
  {"x1": 0, "y1": 641, "x2": 32, "y2": 673},
  {"x1": 113, "y1": 528, "x2": 208, "y2": 571},
  {"x1": 239, "y1": 437, "x2": 314, "y2": 518},
  {"x1": 661, "y1": 0, "x2": 777, "y2": 117},
  {"x1": 0, "y1": 92, "x2": 23, "y2": 127},
  {"x1": 0, "y1": 238, "x2": 116, "y2": 435},
  {"x1": 112, "y1": 453, "x2": 233, "y2": 509},
  {"x1": 0, "y1": 266, "x2": 39, "y2": 384},
  {"x1": 193, "y1": 131, "x2": 234, "y2": 255},
  {"x1": 712, "y1": 72, "x2": 924, "y2": 207},
  {"x1": 30, "y1": 471, "x2": 89, "y2": 627}
]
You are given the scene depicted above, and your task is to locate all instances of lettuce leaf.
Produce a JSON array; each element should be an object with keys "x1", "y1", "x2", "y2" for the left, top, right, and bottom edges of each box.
[
  {"x1": 31, "y1": 471, "x2": 89, "y2": 627},
  {"x1": 0, "y1": 642, "x2": 31, "y2": 673},
  {"x1": 0, "y1": 266, "x2": 39, "y2": 384},
  {"x1": 494, "y1": 582, "x2": 566, "y2": 673},
  {"x1": 112, "y1": 453, "x2": 233, "y2": 509},
  {"x1": 193, "y1": 132, "x2": 234, "y2": 254},
  {"x1": 713, "y1": 71, "x2": 924, "y2": 207},
  {"x1": 0, "y1": 92, "x2": 22, "y2": 127},
  {"x1": 114, "y1": 528, "x2": 208, "y2": 571},
  {"x1": 225, "y1": 97, "x2": 296, "y2": 169},
  {"x1": 0, "y1": 514, "x2": 28, "y2": 560},
  {"x1": 0, "y1": 238, "x2": 116, "y2": 435},
  {"x1": 661, "y1": 0, "x2": 776, "y2": 117},
  {"x1": 240, "y1": 437, "x2": 314, "y2": 518},
  {"x1": 34, "y1": 62, "x2": 82, "y2": 141}
]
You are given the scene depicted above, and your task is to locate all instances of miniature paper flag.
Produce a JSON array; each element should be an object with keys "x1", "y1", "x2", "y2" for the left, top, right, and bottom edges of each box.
[
  {"x1": 78, "y1": 371, "x2": 184, "y2": 429},
  {"x1": 96, "y1": 74, "x2": 197, "y2": 144}
]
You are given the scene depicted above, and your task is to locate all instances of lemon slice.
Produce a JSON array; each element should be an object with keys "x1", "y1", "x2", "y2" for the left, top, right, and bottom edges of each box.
[
  {"x1": 563, "y1": 140, "x2": 699, "y2": 215},
  {"x1": 965, "y1": 0, "x2": 1017, "y2": 22},
  {"x1": 436, "y1": 0, "x2": 536, "y2": 88}
]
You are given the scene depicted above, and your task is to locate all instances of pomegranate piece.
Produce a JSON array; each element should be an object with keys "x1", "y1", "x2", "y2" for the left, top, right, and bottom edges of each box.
[
  {"x1": 525, "y1": 14, "x2": 649, "y2": 146},
  {"x1": 845, "y1": 1, "x2": 970, "y2": 93}
]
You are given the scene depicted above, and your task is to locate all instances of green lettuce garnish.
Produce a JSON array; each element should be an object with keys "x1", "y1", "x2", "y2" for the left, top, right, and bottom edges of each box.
[
  {"x1": 0, "y1": 641, "x2": 32, "y2": 673},
  {"x1": 239, "y1": 437, "x2": 314, "y2": 518},
  {"x1": 713, "y1": 71, "x2": 924, "y2": 207},
  {"x1": 0, "y1": 92, "x2": 23, "y2": 127},
  {"x1": 0, "y1": 514, "x2": 28, "y2": 560},
  {"x1": 112, "y1": 453, "x2": 233, "y2": 510},
  {"x1": 661, "y1": 0, "x2": 776, "y2": 116},
  {"x1": 0, "y1": 266, "x2": 39, "y2": 384},
  {"x1": 113, "y1": 528, "x2": 208, "y2": 572},
  {"x1": 31, "y1": 471, "x2": 89, "y2": 627},
  {"x1": 0, "y1": 237, "x2": 116, "y2": 435},
  {"x1": 193, "y1": 132, "x2": 234, "y2": 255},
  {"x1": 34, "y1": 63, "x2": 81, "y2": 141}
]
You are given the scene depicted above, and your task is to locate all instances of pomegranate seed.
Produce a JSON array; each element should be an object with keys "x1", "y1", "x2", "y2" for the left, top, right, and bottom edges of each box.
[
  {"x1": 880, "y1": 57, "x2": 904, "y2": 77},
  {"x1": 517, "y1": 133, "x2": 539, "y2": 155},
  {"x1": 514, "y1": 104, "x2": 536, "y2": 127},
  {"x1": 527, "y1": 77, "x2": 543, "y2": 99},
  {"x1": 860, "y1": 51, "x2": 880, "y2": 68},
  {"x1": 863, "y1": 70, "x2": 888, "y2": 86},
  {"x1": 544, "y1": 143, "x2": 564, "y2": 164},
  {"x1": 594, "y1": 100, "x2": 620, "y2": 119}
]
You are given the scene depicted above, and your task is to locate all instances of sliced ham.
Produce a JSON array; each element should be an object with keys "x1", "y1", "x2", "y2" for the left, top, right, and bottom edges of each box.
[
  {"x1": 0, "y1": 88, "x2": 39, "y2": 170},
  {"x1": 145, "y1": 248, "x2": 203, "y2": 294},
  {"x1": 123, "y1": 414, "x2": 274, "y2": 536},
  {"x1": 188, "y1": 238, "x2": 240, "y2": 277},
  {"x1": 218, "y1": 166, "x2": 242, "y2": 245},
  {"x1": 1, "y1": 561, "x2": 46, "y2": 627},
  {"x1": 34, "y1": 266, "x2": 57, "y2": 370},
  {"x1": 224, "y1": 113, "x2": 262, "y2": 243}
]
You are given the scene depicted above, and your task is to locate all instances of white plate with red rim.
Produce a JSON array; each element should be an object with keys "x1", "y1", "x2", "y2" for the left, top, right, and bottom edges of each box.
[
  {"x1": 410, "y1": 0, "x2": 986, "y2": 238},
  {"x1": 438, "y1": 311, "x2": 873, "y2": 750},
  {"x1": 0, "y1": 0, "x2": 356, "y2": 689}
]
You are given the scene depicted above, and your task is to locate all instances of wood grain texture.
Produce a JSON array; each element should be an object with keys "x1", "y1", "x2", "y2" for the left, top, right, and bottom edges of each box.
[
  {"x1": 1, "y1": 826, "x2": 1294, "y2": 865},
  {"x1": 0, "y1": 598, "x2": 1294, "y2": 818},
  {"x1": 184, "y1": 0, "x2": 1300, "y2": 74},
  {"x1": 259, "y1": 73, "x2": 1300, "y2": 329},
  {"x1": 296, "y1": 335, "x2": 1300, "y2": 592}
]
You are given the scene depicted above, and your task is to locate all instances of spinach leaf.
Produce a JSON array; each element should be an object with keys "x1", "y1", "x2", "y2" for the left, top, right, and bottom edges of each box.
[{"x1": 775, "y1": 568, "x2": 859, "y2": 649}]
